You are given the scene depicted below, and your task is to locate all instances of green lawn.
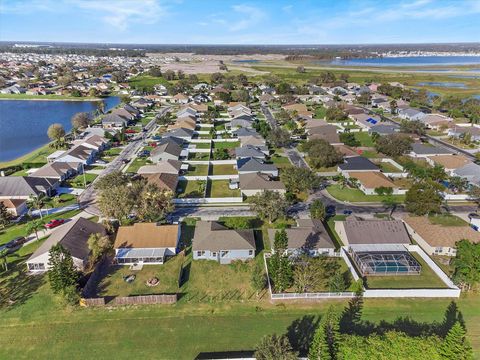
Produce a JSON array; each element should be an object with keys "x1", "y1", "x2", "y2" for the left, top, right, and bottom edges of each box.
[
  {"x1": 10, "y1": 168, "x2": 30, "y2": 176},
  {"x1": 354, "y1": 132, "x2": 375, "y2": 147},
  {"x1": 360, "y1": 149, "x2": 382, "y2": 158},
  {"x1": 191, "y1": 142, "x2": 212, "y2": 149},
  {"x1": 325, "y1": 215, "x2": 347, "y2": 248},
  {"x1": 188, "y1": 152, "x2": 210, "y2": 161},
  {"x1": 0, "y1": 220, "x2": 480, "y2": 358},
  {"x1": 0, "y1": 208, "x2": 83, "y2": 246},
  {"x1": 210, "y1": 164, "x2": 238, "y2": 175},
  {"x1": 270, "y1": 155, "x2": 291, "y2": 168},
  {"x1": 97, "y1": 256, "x2": 183, "y2": 297},
  {"x1": 0, "y1": 143, "x2": 54, "y2": 169},
  {"x1": 126, "y1": 158, "x2": 152, "y2": 173},
  {"x1": 43, "y1": 193, "x2": 77, "y2": 208},
  {"x1": 213, "y1": 141, "x2": 240, "y2": 149},
  {"x1": 207, "y1": 180, "x2": 241, "y2": 198},
  {"x1": 326, "y1": 184, "x2": 405, "y2": 203},
  {"x1": 186, "y1": 164, "x2": 209, "y2": 176},
  {"x1": 65, "y1": 173, "x2": 98, "y2": 189},
  {"x1": 377, "y1": 161, "x2": 403, "y2": 173},
  {"x1": 103, "y1": 147, "x2": 122, "y2": 157},
  {"x1": 176, "y1": 180, "x2": 206, "y2": 198},
  {"x1": 314, "y1": 106, "x2": 327, "y2": 119},
  {"x1": 128, "y1": 75, "x2": 170, "y2": 91},
  {"x1": 363, "y1": 253, "x2": 448, "y2": 289},
  {"x1": 428, "y1": 214, "x2": 469, "y2": 227}
]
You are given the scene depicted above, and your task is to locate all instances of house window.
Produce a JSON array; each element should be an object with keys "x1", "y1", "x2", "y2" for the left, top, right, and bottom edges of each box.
[
  {"x1": 28, "y1": 263, "x2": 45, "y2": 271},
  {"x1": 220, "y1": 251, "x2": 229, "y2": 257},
  {"x1": 212, "y1": 252, "x2": 217, "y2": 257},
  {"x1": 435, "y1": 247, "x2": 443, "y2": 254},
  {"x1": 197, "y1": 251, "x2": 205, "y2": 257},
  {"x1": 248, "y1": 250, "x2": 254, "y2": 256}
]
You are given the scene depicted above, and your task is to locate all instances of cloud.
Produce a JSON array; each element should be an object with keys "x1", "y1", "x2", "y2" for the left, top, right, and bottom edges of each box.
[
  {"x1": 282, "y1": 5, "x2": 293, "y2": 13},
  {"x1": 0, "y1": 0, "x2": 63, "y2": 14},
  {"x1": 229, "y1": 4, "x2": 265, "y2": 31},
  {"x1": 70, "y1": 0, "x2": 166, "y2": 31}
]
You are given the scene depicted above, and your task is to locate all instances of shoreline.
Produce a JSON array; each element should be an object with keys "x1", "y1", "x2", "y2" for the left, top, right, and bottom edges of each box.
[
  {"x1": 0, "y1": 96, "x2": 103, "y2": 102},
  {"x1": 0, "y1": 142, "x2": 53, "y2": 168}
]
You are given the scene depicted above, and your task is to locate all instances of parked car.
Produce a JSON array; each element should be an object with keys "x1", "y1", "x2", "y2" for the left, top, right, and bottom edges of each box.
[
  {"x1": 138, "y1": 150, "x2": 150, "y2": 158},
  {"x1": 6, "y1": 236, "x2": 27, "y2": 250},
  {"x1": 326, "y1": 205, "x2": 336, "y2": 215},
  {"x1": 44, "y1": 219, "x2": 65, "y2": 229},
  {"x1": 343, "y1": 209, "x2": 353, "y2": 215},
  {"x1": 96, "y1": 160, "x2": 107, "y2": 164},
  {"x1": 125, "y1": 129, "x2": 137, "y2": 134},
  {"x1": 122, "y1": 159, "x2": 130, "y2": 164}
]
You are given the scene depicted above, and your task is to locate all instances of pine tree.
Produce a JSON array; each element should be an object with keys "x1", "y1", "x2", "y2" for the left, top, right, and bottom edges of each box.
[
  {"x1": 274, "y1": 229, "x2": 288, "y2": 253},
  {"x1": 255, "y1": 334, "x2": 297, "y2": 360},
  {"x1": 440, "y1": 322, "x2": 473, "y2": 360},
  {"x1": 309, "y1": 307, "x2": 341, "y2": 360},
  {"x1": 47, "y1": 244, "x2": 79, "y2": 294},
  {"x1": 0, "y1": 202, "x2": 12, "y2": 229}
]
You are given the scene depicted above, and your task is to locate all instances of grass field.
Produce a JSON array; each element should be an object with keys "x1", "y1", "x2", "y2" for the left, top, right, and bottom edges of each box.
[
  {"x1": 377, "y1": 161, "x2": 403, "y2": 173},
  {"x1": 97, "y1": 257, "x2": 183, "y2": 297},
  {"x1": 213, "y1": 141, "x2": 240, "y2": 149},
  {"x1": 65, "y1": 173, "x2": 98, "y2": 189},
  {"x1": 128, "y1": 75, "x2": 170, "y2": 91},
  {"x1": 126, "y1": 158, "x2": 152, "y2": 173},
  {"x1": 0, "y1": 208, "x2": 83, "y2": 246},
  {"x1": 188, "y1": 152, "x2": 210, "y2": 161},
  {"x1": 210, "y1": 164, "x2": 238, "y2": 175},
  {"x1": 428, "y1": 214, "x2": 469, "y2": 227},
  {"x1": 176, "y1": 180, "x2": 206, "y2": 198},
  {"x1": 186, "y1": 164, "x2": 209, "y2": 176},
  {"x1": 363, "y1": 253, "x2": 448, "y2": 289},
  {"x1": 326, "y1": 184, "x2": 405, "y2": 203},
  {"x1": 0, "y1": 218, "x2": 479, "y2": 358},
  {"x1": 270, "y1": 154, "x2": 291, "y2": 168},
  {"x1": 354, "y1": 132, "x2": 375, "y2": 147},
  {"x1": 207, "y1": 180, "x2": 241, "y2": 198},
  {"x1": 191, "y1": 142, "x2": 212, "y2": 149},
  {"x1": 0, "y1": 143, "x2": 54, "y2": 169}
]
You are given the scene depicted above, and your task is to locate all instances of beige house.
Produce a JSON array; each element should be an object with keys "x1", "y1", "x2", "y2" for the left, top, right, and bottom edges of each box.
[
  {"x1": 239, "y1": 172, "x2": 286, "y2": 196},
  {"x1": 403, "y1": 215, "x2": 480, "y2": 256},
  {"x1": 345, "y1": 171, "x2": 405, "y2": 195}
]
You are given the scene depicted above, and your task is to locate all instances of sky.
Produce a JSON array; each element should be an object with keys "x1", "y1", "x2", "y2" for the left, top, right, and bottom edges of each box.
[{"x1": 1, "y1": 0, "x2": 480, "y2": 45}]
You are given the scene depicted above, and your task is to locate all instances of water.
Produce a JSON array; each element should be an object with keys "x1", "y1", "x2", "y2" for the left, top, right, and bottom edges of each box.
[
  {"x1": 0, "y1": 96, "x2": 120, "y2": 162},
  {"x1": 232, "y1": 59, "x2": 260, "y2": 63},
  {"x1": 325, "y1": 56, "x2": 480, "y2": 67},
  {"x1": 416, "y1": 82, "x2": 468, "y2": 89}
]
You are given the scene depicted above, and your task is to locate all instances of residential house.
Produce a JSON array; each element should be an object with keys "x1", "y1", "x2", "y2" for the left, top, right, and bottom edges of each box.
[
  {"x1": 141, "y1": 173, "x2": 179, "y2": 192},
  {"x1": 421, "y1": 114, "x2": 452, "y2": 131},
  {"x1": 268, "y1": 219, "x2": 336, "y2": 257},
  {"x1": 26, "y1": 218, "x2": 106, "y2": 272},
  {"x1": 369, "y1": 124, "x2": 399, "y2": 136},
  {"x1": 192, "y1": 221, "x2": 256, "y2": 264},
  {"x1": 338, "y1": 156, "x2": 380, "y2": 175},
  {"x1": 169, "y1": 117, "x2": 197, "y2": 131},
  {"x1": 403, "y1": 215, "x2": 480, "y2": 256},
  {"x1": 172, "y1": 93, "x2": 190, "y2": 104},
  {"x1": 230, "y1": 114, "x2": 254, "y2": 129},
  {"x1": 448, "y1": 125, "x2": 480, "y2": 141},
  {"x1": 55, "y1": 145, "x2": 97, "y2": 165},
  {"x1": 239, "y1": 172, "x2": 286, "y2": 196},
  {"x1": 345, "y1": 171, "x2": 404, "y2": 195},
  {"x1": 426, "y1": 155, "x2": 471, "y2": 173},
  {"x1": 124, "y1": 104, "x2": 141, "y2": 118},
  {"x1": 409, "y1": 143, "x2": 452, "y2": 158},
  {"x1": 235, "y1": 145, "x2": 269, "y2": 159},
  {"x1": 176, "y1": 107, "x2": 197, "y2": 119},
  {"x1": 352, "y1": 113, "x2": 381, "y2": 130},
  {"x1": 452, "y1": 163, "x2": 480, "y2": 186},
  {"x1": 150, "y1": 140, "x2": 183, "y2": 162},
  {"x1": 131, "y1": 98, "x2": 152, "y2": 110},
  {"x1": 114, "y1": 223, "x2": 180, "y2": 265},
  {"x1": 398, "y1": 108, "x2": 426, "y2": 121},
  {"x1": 31, "y1": 162, "x2": 81, "y2": 181},
  {"x1": 102, "y1": 113, "x2": 129, "y2": 128},
  {"x1": 137, "y1": 160, "x2": 182, "y2": 175},
  {"x1": 164, "y1": 128, "x2": 195, "y2": 141},
  {"x1": 335, "y1": 217, "x2": 411, "y2": 250},
  {"x1": 111, "y1": 108, "x2": 136, "y2": 121},
  {"x1": 236, "y1": 157, "x2": 279, "y2": 177}
]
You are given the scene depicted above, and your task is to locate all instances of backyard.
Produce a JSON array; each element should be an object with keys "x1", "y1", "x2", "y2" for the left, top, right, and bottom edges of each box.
[
  {"x1": 97, "y1": 256, "x2": 183, "y2": 297},
  {"x1": 213, "y1": 141, "x2": 240, "y2": 149},
  {"x1": 176, "y1": 180, "x2": 206, "y2": 198},
  {"x1": 363, "y1": 253, "x2": 449, "y2": 289},
  {"x1": 206, "y1": 180, "x2": 241, "y2": 198},
  {"x1": 186, "y1": 164, "x2": 209, "y2": 176},
  {"x1": 188, "y1": 152, "x2": 210, "y2": 161},
  {"x1": 210, "y1": 164, "x2": 238, "y2": 175},
  {"x1": 326, "y1": 184, "x2": 405, "y2": 203},
  {"x1": 126, "y1": 158, "x2": 152, "y2": 173},
  {"x1": 354, "y1": 132, "x2": 375, "y2": 147}
]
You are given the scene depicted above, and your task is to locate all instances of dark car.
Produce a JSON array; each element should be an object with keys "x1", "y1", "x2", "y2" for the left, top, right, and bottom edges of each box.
[
  {"x1": 326, "y1": 205, "x2": 336, "y2": 215},
  {"x1": 45, "y1": 219, "x2": 65, "y2": 229},
  {"x1": 138, "y1": 150, "x2": 150, "y2": 158},
  {"x1": 6, "y1": 236, "x2": 27, "y2": 249},
  {"x1": 343, "y1": 209, "x2": 353, "y2": 215}
]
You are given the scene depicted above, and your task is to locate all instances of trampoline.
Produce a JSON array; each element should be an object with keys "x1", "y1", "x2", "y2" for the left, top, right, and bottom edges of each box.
[{"x1": 351, "y1": 251, "x2": 421, "y2": 276}]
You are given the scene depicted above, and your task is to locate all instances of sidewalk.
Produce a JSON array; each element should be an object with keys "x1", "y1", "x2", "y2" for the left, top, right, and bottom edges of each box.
[{"x1": 31, "y1": 203, "x2": 80, "y2": 217}]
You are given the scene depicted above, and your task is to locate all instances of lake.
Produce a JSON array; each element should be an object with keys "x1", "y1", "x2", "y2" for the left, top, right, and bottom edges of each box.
[
  {"x1": 416, "y1": 82, "x2": 468, "y2": 89},
  {"x1": 325, "y1": 56, "x2": 480, "y2": 67},
  {"x1": 0, "y1": 96, "x2": 120, "y2": 162}
]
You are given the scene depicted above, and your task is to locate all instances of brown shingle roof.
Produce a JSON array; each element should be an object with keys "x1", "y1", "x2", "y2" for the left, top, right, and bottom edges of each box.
[
  {"x1": 239, "y1": 172, "x2": 285, "y2": 191},
  {"x1": 347, "y1": 171, "x2": 397, "y2": 189},
  {"x1": 403, "y1": 215, "x2": 480, "y2": 248},
  {"x1": 141, "y1": 173, "x2": 178, "y2": 192},
  {"x1": 114, "y1": 223, "x2": 179, "y2": 249},
  {"x1": 428, "y1": 155, "x2": 471, "y2": 170}
]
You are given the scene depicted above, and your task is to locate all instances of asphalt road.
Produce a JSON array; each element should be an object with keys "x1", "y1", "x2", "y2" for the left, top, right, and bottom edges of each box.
[
  {"x1": 284, "y1": 147, "x2": 310, "y2": 169},
  {"x1": 170, "y1": 206, "x2": 255, "y2": 221},
  {"x1": 80, "y1": 106, "x2": 170, "y2": 215},
  {"x1": 261, "y1": 104, "x2": 278, "y2": 129}
]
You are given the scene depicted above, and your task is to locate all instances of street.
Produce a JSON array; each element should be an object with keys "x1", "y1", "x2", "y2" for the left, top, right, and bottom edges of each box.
[{"x1": 80, "y1": 106, "x2": 170, "y2": 215}]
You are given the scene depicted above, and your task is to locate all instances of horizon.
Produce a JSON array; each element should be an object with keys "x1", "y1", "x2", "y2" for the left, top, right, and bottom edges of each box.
[{"x1": 1, "y1": 0, "x2": 480, "y2": 45}]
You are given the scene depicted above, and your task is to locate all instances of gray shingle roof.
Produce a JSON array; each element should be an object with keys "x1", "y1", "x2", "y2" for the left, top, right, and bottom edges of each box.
[
  {"x1": 192, "y1": 221, "x2": 256, "y2": 251},
  {"x1": 338, "y1": 156, "x2": 379, "y2": 171},
  {"x1": 411, "y1": 143, "x2": 452, "y2": 156},
  {"x1": 0, "y1": 176, "x2": 57, "y2": 197},
  {"x1": 237, "y1": 157, "x2": 278, "y2": 173},
  {"x1": 342, "y1": 217, "x2": 411, "y2": 245}
]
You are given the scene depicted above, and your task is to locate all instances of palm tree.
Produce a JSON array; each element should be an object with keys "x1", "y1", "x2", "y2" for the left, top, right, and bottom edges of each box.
[
  {"x1": 0, "y1": 248, "x2": 8, "y2": 272},
  {"x1": 28, "y1": 194, "x2": 45, "y2": 219},
  {"x1": 337, "y1": 174, "x2": 349, "y2": 189},
  {"x1": 26, "y1": 219, "x2": 44, "y2": 241},
  {"x1": 390, "y1": 99, "x2": 398, "y2": 114}
]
